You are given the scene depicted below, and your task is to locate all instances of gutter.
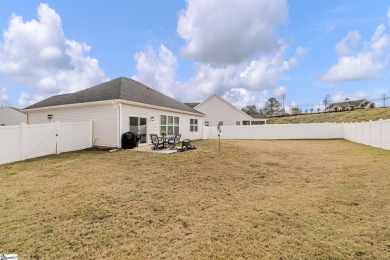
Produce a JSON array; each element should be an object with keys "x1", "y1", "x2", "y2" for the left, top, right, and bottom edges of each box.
[{"x1": 23, "y1": 99, "x2": 204, "y2": 117}]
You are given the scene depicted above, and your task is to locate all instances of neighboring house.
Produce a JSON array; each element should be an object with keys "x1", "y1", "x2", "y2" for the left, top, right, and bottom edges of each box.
[
  {"x1": 0, "y1": 106, "x2": 27, "y2": 126},
  {"x1": 327, "y1": 99, "x2": 373, "y2": 111},
  {"x1": 184, "y1": 94, "x2": 267, "y2": 126},
  {"x1": 24, "y1": 77, "x2": 204, "y2": 148}
]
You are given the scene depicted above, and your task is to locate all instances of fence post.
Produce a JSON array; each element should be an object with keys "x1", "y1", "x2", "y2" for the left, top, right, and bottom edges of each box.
[
  {"x1": 379, "y1": 119, "x2": 383, "y2": 149},
  {"x1": 56, "y1": 121, "x2": 61, "y2": 154},
  {"x1": 89, "y1": 120, "x2": 93, "y2": 147}
]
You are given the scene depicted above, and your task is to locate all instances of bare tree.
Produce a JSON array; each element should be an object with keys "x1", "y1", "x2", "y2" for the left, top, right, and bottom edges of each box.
[{"x1": 323, "y1": 94, "x2": 331, "y2": 110}]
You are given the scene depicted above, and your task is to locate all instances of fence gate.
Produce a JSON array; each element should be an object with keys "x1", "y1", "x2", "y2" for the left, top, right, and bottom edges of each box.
[{"x1": 0, "y1": 121, "x2": 93, "y2": 165}]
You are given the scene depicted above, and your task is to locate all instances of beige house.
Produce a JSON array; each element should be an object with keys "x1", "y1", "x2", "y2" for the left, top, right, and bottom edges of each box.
[
  {"x1": 0, "y1": 106, "x2": 27, "y2": 126},
  {"x1": 185, "y1": 94, "x2": 267, "y2": 126},
  {"x1": 24, "y1": 77, "x2": 204, "y2": 148}
]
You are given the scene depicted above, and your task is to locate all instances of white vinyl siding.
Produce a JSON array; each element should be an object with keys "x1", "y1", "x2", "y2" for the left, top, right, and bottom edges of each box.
[
  {"x1": 27, "y1": 102, "x2": 204, "y2": 147},
  {"x1": 0, "y1": 107, "x2": 27, "y2": 126},
  {"x1": 195, "y1": 95, "x2": 255, "y2": 126},
  {"x1": 27, "y1": 103, "x2": 117, "y2": 147},
  {"x1": 121, "y1": 103, "x2": 203, "y2": 142}
]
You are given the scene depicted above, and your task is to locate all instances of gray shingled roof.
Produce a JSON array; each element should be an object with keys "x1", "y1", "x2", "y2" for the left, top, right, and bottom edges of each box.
[
  {"x1": 250, "y1": 114, "x2": 269, "y2": 119},
  {"x1": 183, "y1": 102, "x2": 200, "y2": 108},
  {"x1": 25, "y1": 77, "x2": 203, "y2": 115}
]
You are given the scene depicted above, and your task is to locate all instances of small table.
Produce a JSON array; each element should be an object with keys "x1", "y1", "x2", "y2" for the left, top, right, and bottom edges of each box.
[{"x1": 160, "y1": 136, "x2": 168, "y2": 148}]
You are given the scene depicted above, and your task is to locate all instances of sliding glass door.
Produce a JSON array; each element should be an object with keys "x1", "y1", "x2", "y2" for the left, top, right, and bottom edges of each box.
[{"x1": 129, "y1": 116, "x2": 147, "y2": 143}]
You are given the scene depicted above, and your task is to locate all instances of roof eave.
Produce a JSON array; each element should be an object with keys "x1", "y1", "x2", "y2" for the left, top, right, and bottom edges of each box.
[{"x1": 23, "y1": 99, "x2": 205, "y2": 117}]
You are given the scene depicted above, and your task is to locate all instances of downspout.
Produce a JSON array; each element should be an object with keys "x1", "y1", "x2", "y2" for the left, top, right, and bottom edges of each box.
[
  {"x1": 119, "y1": 103, "x2": 122, "y2": 148},
  {"x1": 116, "y1": 102, "x2": 122, "y2": 148}
]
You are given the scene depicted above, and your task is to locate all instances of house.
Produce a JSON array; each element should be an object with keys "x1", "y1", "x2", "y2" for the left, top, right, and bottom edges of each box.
[
  {"x1": 0, "y1": 106, "x2": 27, "y2": 126},
  {"x1": 24, "y1": 77, "x2": 204, "y2": 148},
  {"x1": 184, "y1": 94, "x2": 267, "y2": 126},
  {"x1": 327, "y1": 99, "x2": 373, "y2": 112}
]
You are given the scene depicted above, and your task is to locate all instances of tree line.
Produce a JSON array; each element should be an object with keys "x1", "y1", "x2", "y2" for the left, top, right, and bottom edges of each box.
[{"x1": 241, "y1": 94, "x2": 377, "y2": 117}]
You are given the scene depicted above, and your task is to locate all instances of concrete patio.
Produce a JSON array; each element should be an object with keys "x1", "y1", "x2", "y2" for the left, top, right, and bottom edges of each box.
[{"x1": 126, "y1": 144, "x2": 178, "y2": 154}]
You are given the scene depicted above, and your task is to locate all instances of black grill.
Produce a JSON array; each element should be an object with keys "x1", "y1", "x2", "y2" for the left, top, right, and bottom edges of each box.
[{"x1": 121, "y1": 132, "x2": 141, "y2": 149}]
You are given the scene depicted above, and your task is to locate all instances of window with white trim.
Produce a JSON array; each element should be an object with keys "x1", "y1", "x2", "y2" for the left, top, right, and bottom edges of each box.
[
  {"x1": 190, "y1": 118, "x2": 198, "y2": 132},
  {"x1": 205, "y1": 121, "x2": 209, "y2": 126},
  {"x1": 160, "y1": 115, "x2": 179, "y2": 135},
  {"x1": 236, "y1": 121, "x2": 240, "y2": 125}
]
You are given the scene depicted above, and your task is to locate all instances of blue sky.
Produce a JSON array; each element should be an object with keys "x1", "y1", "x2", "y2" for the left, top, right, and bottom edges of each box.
[{"x1": 1, "y1": 0, "x2": 390, "y2": 111}]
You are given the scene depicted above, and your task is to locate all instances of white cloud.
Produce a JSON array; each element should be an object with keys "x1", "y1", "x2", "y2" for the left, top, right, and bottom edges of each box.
[
  {"x1": 0, "y1": 3, "x2": 107, "y2": 106},
  {"x1": 387, "y1": 6, "x2": 390, "y2": 22},
  {"x1": 133, "y1": 0, "x2": 305, "y2": 108},
  {"x1": 273, "y1": 86, "x2": 287, "y2": 97},
  {"x1": 321, "y1": 10, "x2": 390, "y2": 83},
  {"x1": 288, "y1": 46, "x2": 309, "y2": 67},
  {"x1": 335, "y1": 31, "x2": 361, "y2": 56},
  {"x1": 331, "y1": 90, "x2": 370, "y2": 103},
  {"x1": 0, "y1": 88, "x2": 9, "y2": 104},
  {"x1": 132, "y1": 44, "x2": 178, "y2": 97},
  {"x1": 222, "y1": 88, "x2": 267, "y2": 110},
  {"x1": 321, "y1": 53, "x2": 383, "y2": 82},
  {"x1": 177, "y1": 47, "x2": 291, "y2": 102},
  {"x1": 133, "y1": 42, "x2": 303, "y2": 108},
  {"x1": 177, "y1": 0, "x2": 288, "y2": 66}
]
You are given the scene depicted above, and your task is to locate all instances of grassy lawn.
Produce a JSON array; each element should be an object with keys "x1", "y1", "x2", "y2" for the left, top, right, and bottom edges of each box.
[
  {"x1": 0, "y1": 140, "x2": 389, "y2": 259},
  {"x1": 267, "y1": 107, "x2": 390, "y2": 124}
]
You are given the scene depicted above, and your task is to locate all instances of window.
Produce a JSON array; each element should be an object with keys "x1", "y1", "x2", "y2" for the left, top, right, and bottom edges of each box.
[
  {"x1": 0, "y1": 124, "x2": 5, "y2": 126},
  {"x1": 243, "y1": 121, "x2": 250, "y2": 125},
  {"x1": 47, "y1": 114, "x2": 53, "y2": 123},
  {"x1": 236, "y1": 121, "x2": 240, "y2": 125},
  {"x1": 160, "y1": 115, "x2": 179, "y2": 135},
  {"x1": 205, "y1": 121, "x2": 209, "y2": 126},
  {"x1": 218, "y1": 121, "x2": 223, "y2": 126},
  {"x1": 190, "y1": 118, "x2": 198, "y2": 132}
]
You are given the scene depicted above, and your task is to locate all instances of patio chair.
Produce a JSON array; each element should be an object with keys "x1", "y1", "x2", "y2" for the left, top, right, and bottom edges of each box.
[
  {"x1": 167, "y1": 134, "x2": 181, "y2": 149},
  {"x1": 150, "y1": 134, "x2": 164, "y2": 150}
]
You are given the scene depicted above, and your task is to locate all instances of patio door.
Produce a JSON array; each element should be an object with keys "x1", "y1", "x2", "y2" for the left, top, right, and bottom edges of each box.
[{"x1": 130, "y1": 116, "x2": 147, "y2": 144}]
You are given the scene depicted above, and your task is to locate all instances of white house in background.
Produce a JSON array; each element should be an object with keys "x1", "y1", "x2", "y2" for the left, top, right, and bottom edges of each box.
[
  {"x1": 184, "y1": 94, "x2": 267, "y2": 126},
  {"x1": 23, "y1": 77, "x2": 204, "y2": 148},
  {"x1": 0, "y1": 106, "x2": 27, "y2": 126}
]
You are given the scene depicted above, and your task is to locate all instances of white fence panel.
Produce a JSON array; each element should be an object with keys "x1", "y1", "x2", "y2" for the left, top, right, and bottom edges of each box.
[
  {"x1": 23, "y1": 123, "x2": 57, "y2": 160},
  {"x1": 0, "y1": 121, "x2": 92, "y2": 165},
  {"x1": 0, "y1": 125, "x2": 22, "y2": 164},
  {"x1": 58, "y1": 121, "x2": 93, "y2": 153},
  {"x1": 381, "y1": 120, "x2": 390, "y2": 150},
  {"x1": 370, "y1": 121, "x2": 381, "y2": 148},
  {"x1": 362, "y1": 122, "x2": 371, "y2": 146},
  {"x1": 343, "y1": 119, "x2": 390, "y2": 150},
  {"x1": 204, "y1": 123, "x2": 344, "y2": 140}
]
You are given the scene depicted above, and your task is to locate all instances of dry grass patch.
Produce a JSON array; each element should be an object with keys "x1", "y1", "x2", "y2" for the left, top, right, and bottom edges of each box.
[{"x1": 0, "y1": 140, "x2": 389, "y2": 259}]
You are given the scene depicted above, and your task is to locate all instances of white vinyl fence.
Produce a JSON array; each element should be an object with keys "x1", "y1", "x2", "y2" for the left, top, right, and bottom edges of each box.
[
  {"x1": 343, "y1": 119, "x2": 390, "y2": 150},
  {"x1": 0, "y1": 121, "x2": 93, "y2": 165},
  {"x1": 203, "y1": 122, "x2": 344, "y2": 140},
  {"x1": 204, "y1": 119, "x2": 390, "y2": 151}
]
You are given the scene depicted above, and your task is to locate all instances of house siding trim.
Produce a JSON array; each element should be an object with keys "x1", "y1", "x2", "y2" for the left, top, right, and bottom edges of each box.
[{"x1": 24, "y1": 99, "x2": 204, "y2": 117}]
